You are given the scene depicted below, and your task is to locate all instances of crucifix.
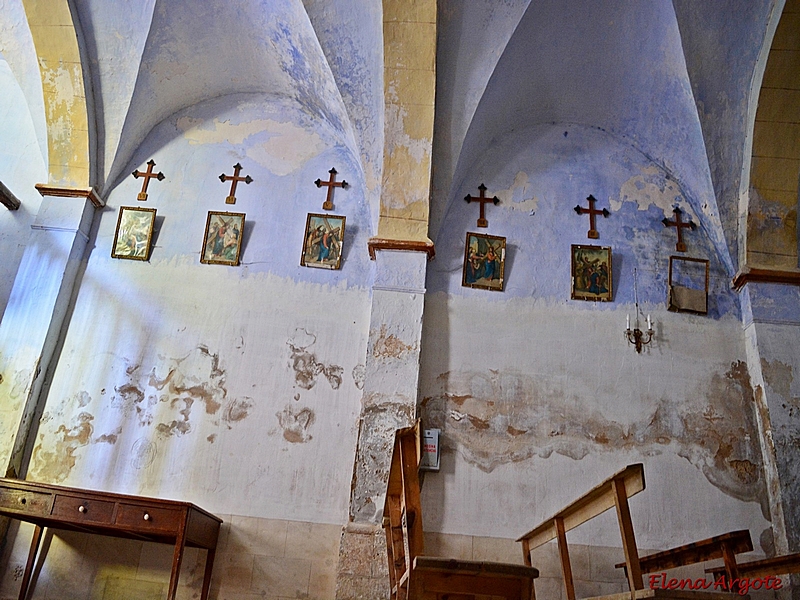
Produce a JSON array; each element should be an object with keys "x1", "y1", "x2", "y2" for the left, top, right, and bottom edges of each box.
[
  {"x1": 219, "y1": 163, "x2": 253, "y2": 205},
  {"x1": 132, "y1": 160, "x2": 165, "y2": 201},
  {"x1": 464, "y1": 183, "x2": 499, "y2": 228},
  {"x1": 574, "y1": 195, "x2": 609, "y2": 239},
  {"x1": 315, "y1": 168, "x2": 348, "y2": 210},
  {"x1": 662, "y1": 207, "x2": 696, "y2": 252}
]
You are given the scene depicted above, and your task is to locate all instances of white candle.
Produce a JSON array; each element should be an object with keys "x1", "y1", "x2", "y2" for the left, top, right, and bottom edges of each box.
[
  {"x1": 647, "y1": 314, "x2": 652, "y2": 330},
  {"x1": 626, "y1": 314, "x2": 630, "y2": 330}
]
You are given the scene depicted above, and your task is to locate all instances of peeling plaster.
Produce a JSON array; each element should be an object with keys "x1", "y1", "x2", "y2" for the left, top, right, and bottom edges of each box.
[
  {"x1": 177, "y1": 116, "x2": 325, "y2": 176},
  {"x1": 494, "y1": 172, "x2": 538, "y2": 214},
  {"x1": 421, "y1": 361, "x2": 766, "y2": 509},
  {"x1": 352, "y1": 364, "x2": 365, "y2": 390},
  {"x1": 287, "y1": 328, "x2": 343, "y2": 390},
  {"x1": 371, "y1": 324, "x2": 415, "y2": 360},
  {"x1": 613, "y1": 165, "x2": 688, "y2": 217},
  {"x1": 761, "y1": 358, "x2": 796, "y2": 405},
  {"x1": 30, "y1": 411, "x2": 94, "y2": 483},
  {"x1": 223, "y1": 396, "x2": 253, "y2": 427},
  {"x1": 277, "y1": 404, "x2": 315, "y2": 443}
]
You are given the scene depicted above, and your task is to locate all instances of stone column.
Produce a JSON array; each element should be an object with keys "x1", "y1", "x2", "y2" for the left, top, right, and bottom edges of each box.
[
  {"x1": 741, "y1": 282, "x2": 800, "y2": 556},
  {"x1": 336, "y1": 247, "x2": 432, "y2": 599},
  {"x1": 335, "y1": 0, "x2": 437, "y2": 595},
  {"x1": 0, "y1": 186, "x2": 103, "y2": 479}
]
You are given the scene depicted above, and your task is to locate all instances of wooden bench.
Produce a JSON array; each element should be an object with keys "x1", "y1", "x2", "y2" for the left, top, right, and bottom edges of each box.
[
  {"x1": 383, "y1": 423, "x2": 539, "y2": 600},
  {"x1": 616, "y1": 530, "x2": 752, "y2": 583},
  {"x1": 516, "y1": 464, "x2": 751, "y2": 600},
  {"x1": 516, "y1": 464, "x2": 646, "y2": 600},
  {"x1": 705, "y1": 551, "x2": 800, "y2": 580}
]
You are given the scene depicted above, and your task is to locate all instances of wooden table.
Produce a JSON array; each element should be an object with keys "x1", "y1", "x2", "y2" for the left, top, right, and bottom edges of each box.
[{"x1": 0, "y1": 478, "x2": 222, "y2": 600}]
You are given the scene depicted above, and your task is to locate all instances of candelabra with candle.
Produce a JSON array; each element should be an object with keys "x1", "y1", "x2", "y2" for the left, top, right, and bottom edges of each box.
[{"x1": 625, "y1": 268, "x2": 654, "y2": 353}]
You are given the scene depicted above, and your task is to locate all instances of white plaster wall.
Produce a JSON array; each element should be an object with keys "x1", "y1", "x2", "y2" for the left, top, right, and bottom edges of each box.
[
  {"x1": 0, "y1": 55, "x2": 47, "y2": 318},
  {"x1": 25, "y1": 94, "x2": 373, "y2": 526},
  {"x1": 419, "y1": 294, "x2": 771, "y2": 550}
]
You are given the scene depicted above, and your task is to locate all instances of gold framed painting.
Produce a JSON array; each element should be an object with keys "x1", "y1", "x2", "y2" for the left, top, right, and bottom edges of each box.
[
  {"x1": 571, "y1": 244, "x2": 612, "y2": 301},
  {"x1": 301, "y1": 213, "x2": 345, "y2": 270},
  {"x1": 201, "y1": 211, "x2": 245, "y2": 266},
  {"x1": 462, "y1": 231, "x2": 506, "y2": 291},
  {"x1": 111, "y1": 206, "x2": 157, "y2": 261}
]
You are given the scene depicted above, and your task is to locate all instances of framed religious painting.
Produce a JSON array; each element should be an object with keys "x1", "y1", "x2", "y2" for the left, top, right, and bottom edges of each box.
[
  {"x1": 111, "y1": 206, "x2": 157, "y2": 261},
  {"x1": 462, "y1": 231, "x2": 506, "y2": 291},
  {"x1": 201, "y1": 211, "x2": 245, "y2": 266},
  {"x1": 571, "y1": 244, "x2": 612, "y2": 301},
  {"x1": 301, "y1": 213, "x2": 345, "y2": 270}
]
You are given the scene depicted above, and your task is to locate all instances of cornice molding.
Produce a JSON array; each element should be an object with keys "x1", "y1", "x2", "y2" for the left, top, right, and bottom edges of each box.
[
  {"x1": 368, "y1": 238, "x2": 435, "y2": 261},
  {"x1": 733, "y1": 267, "x2": 800, "y2": 291},
  {"x1": 35, "y1": 184, "x2": 104, "y2": 208}
]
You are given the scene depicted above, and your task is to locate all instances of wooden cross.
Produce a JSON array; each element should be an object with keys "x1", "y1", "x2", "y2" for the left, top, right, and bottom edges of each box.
[
  {"x1": 132, "y1": 160, "x2": 165, "y2": 201},
  {"x1": 662, "y1": 207, "x2": 696, "y2": 252},
  {"x1": 315, "y1": 168, "x2": 348, "y2": 210},
  {"x1": 574, "y1": 195, "x2": 609, "y2": 239},
  {"x1": 219, "y1": 163, "x2": 253, "y2": 205},
  {"x1": 464, "y1": 183, "x2": 499, "y2": 228}
]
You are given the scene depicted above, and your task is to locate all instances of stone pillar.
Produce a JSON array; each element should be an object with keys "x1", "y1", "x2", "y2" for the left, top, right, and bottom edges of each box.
[
  {"x1": 336, "y1": 247, "x2": 432, "y2": 599},
  {"x1": 0, "y1": 186, "x2": 102, "y2": 479},
  {"x1": 741, "y1": 283, "x2": 800, "y2": 556},
  {"x1": 335, "y1": 1, "x2": 436, "y2": 595}
]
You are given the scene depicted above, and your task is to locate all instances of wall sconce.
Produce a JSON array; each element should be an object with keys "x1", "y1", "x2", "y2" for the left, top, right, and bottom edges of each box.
[{"x1": 625, "y1": 268, "x2": 654, "y2": 353}]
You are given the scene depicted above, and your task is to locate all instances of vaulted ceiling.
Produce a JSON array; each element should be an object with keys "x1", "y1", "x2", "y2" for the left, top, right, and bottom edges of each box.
[{"x1": 0, "y1": 0, "x2": 785, "y2": 275}]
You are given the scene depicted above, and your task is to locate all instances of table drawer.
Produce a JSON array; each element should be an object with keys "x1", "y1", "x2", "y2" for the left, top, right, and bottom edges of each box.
[
  {"x1": 52, "y1": 494, "x2": 114, "y2": 525},
  {"x1": 0, "y1": 487, "x2": 53, "y2": 516},
  {"x1": 115, "y1": 503, "x2": 184, "y2": 533}
]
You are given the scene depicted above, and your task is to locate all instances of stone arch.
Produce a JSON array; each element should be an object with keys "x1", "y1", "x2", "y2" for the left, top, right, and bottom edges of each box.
[
  {"x1": 22, "y1": 0, "x2": 92, "y2": 188},
  {"x1": 745, "y1": 0, "x2": 800, "y2": 271}
]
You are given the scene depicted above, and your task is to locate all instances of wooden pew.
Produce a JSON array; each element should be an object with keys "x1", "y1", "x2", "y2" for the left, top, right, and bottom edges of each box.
[
  {"x1": 516, "y1": 464, "x2": 751, "y2": 600},
  {"x1": 616, "y1": 530, "x2": 752, "y2": 583},
  {"x1": 516, "y1": 464, "x2": 646, "y2": 600},
  {"x1": 705, "y1": 551, "x2": 800, "y2": 580},
  {"x1": 383, "y1": 422, "x2": 539, "y2": 600}
]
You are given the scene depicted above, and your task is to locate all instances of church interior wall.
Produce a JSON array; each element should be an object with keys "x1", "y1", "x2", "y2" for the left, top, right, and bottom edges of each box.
[
  {"x1": 0, "y1": 52, "x2": 46, "y2": 318},
  {"x1": 0, "y1": 1, "x2": 798, "y2": 598},
  {"x1": 419, "y1": 123, "x2": 770, "y2": 550}
]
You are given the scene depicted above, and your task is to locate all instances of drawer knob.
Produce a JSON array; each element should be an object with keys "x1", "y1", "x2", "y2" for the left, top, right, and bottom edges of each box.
[
  {"x1": 19, "y1": 498, "x2": 26, "y2": 505},
  {"x1": 143, "y1": 513, "x2": 150, "y2": 521},
  {"x1": 78, "y1": 505, "x2": 86, "y2": 513}
]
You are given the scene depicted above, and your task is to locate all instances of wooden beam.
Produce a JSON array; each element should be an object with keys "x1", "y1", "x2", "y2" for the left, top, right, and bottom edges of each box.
[
  {"x1": 0, "y1": 181, "x2": 21, "y2": 210},
  {"x1": 732, "y1": 267, "x2": 800, "y2": 290},
  {"x1": 613, "y1": 477, "x2": 644, "y2": 594},
  {"x1": 555, "y1": 516, "x2": 576, "y2": 600}
]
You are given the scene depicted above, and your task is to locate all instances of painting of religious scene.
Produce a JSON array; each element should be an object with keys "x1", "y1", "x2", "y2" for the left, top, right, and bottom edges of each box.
[
  {"x1": 571, "y1": 244, "x2": 612, "y2": 301},
  {"x1": 301, "y1": 213, "x2": 345, "y2": 270},
  {"x1": 201, "y1": 211, "x2": 245, "y2": 266},
  {"x1": 462, "y1": 232, "x2": 506, "y2": 291},
  {"x1": 111, "y1": 206, "x2": 157, "y2": 261}
]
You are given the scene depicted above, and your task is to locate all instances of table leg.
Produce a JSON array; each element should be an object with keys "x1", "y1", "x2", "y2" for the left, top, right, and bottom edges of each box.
[
  {"x1": 167, "y1": 527, "x2": 187, "y2": 600},
  {"x1": 18, "y1": 525, "x2": 43, "y2": 600},
  {"x1": 200, "y1": 547, "x2": 216, "y2": 600}
]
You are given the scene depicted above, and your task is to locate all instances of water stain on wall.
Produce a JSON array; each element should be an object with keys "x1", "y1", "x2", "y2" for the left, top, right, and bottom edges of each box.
[
  {"x1": 223, "y1": 396, "x2": 253, "y2": 427},
  {"x1": 30, "y1": 411, "x2": 94, "y2": 482},
  {"x1": 287, "y1": 328, "x2": 343, "y2": 390},
  {"x1": 371, "y1": 324, "x2": 415, "y2": 360},
  {"x1": 277, "y1": 404, "x2": 315, "y2": 443},
  {"x1": 761, "y1": 358, "x2": 797, "y2": 412},
  {"x1": 421, "y1": 361, "x2": 765, "y2": 507},
  {"x1": 156, "y1": 397, "x2": 193, "y2": 437},
  {"x1": 108, "y1": 345, "x2": 251, "y2": 436},
  {"x1": 352, "y1": 364, "x2": 366, "y2": 390}
]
